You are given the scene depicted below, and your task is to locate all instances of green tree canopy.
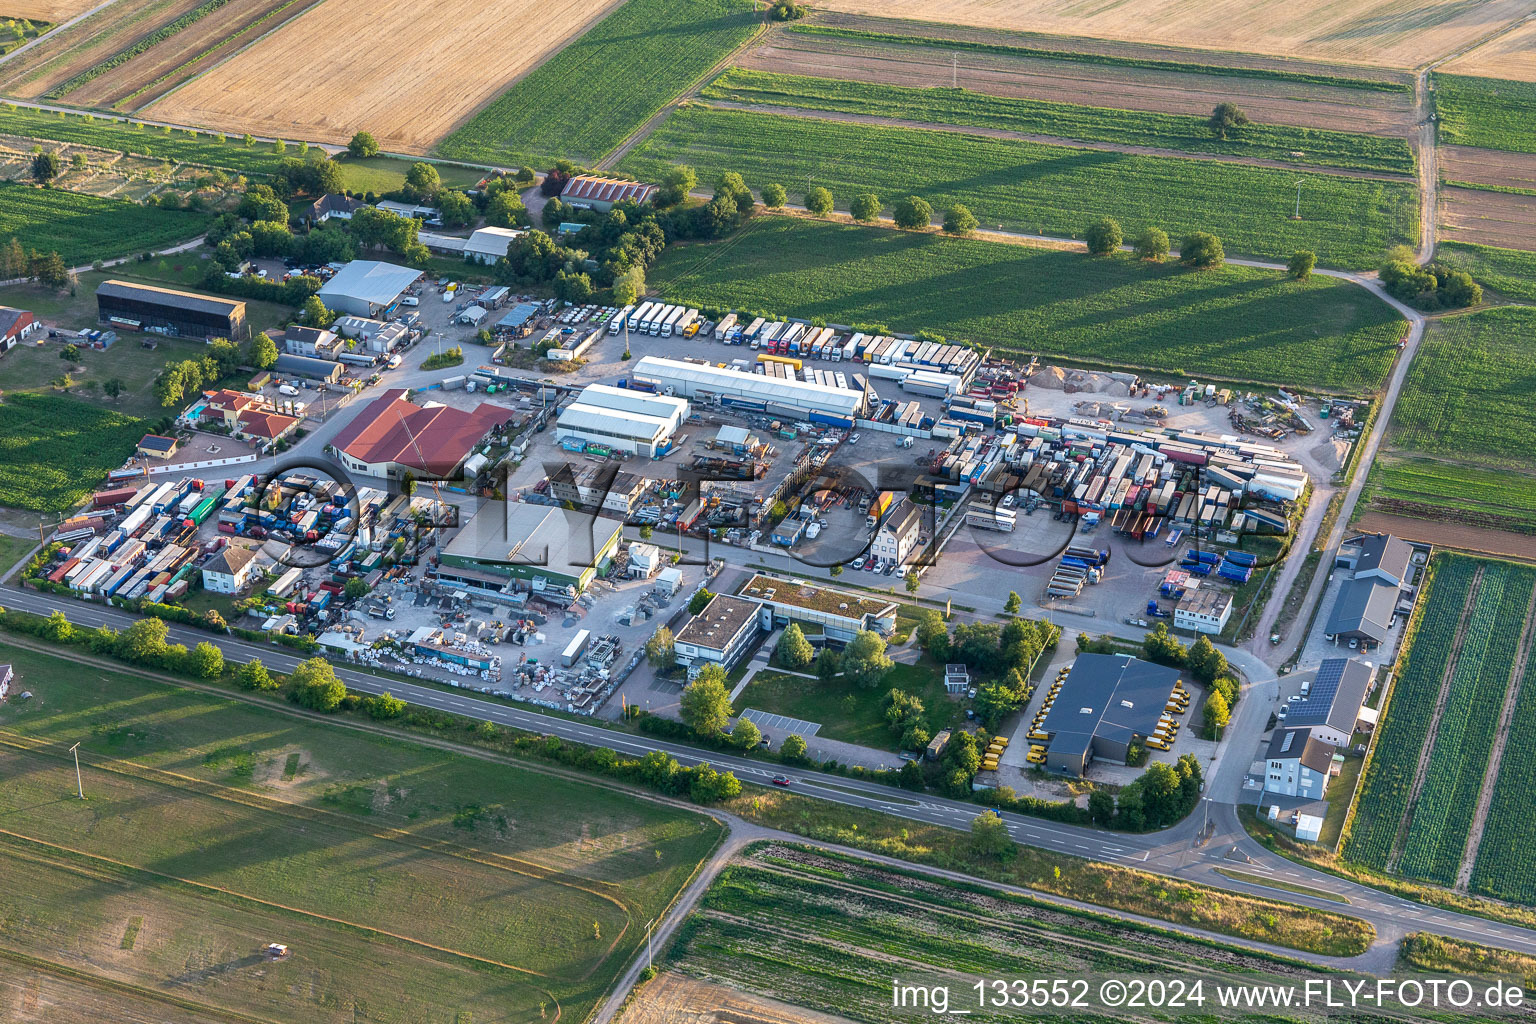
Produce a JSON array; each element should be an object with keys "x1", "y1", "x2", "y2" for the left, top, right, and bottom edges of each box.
[
  {"x1": 778, "y1": 621, "x2": 814, "y2": 669},
  {"x1": 679, "y1": 665, "x2": 733, "y2": 737},
  {"x1": 892, "y1": 195, "x2": 933, "y2": 230}
]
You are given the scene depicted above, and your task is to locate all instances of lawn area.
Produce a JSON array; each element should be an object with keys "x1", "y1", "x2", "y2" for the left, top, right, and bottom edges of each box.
[
  {"x1": 618, "y1": 106, "x2": 1420, "y2": 269},
  {"x1": 1434, "y1": 240, "x2": 1536, "y2": 303},
  {"x1": 1386, "y1": 307, "x2": 1536, "y2": 472},
  {"x1": 0, "y1": 106, "x2": 293, "y2": 174},
  {"x1": 0, "y1": 640, "x2": 724, "y2": 1024},
  {"x1": 334, "y1": 154, "x2": 483, "y2": 194},
  {"x1": 735, "y1": 661, "x2": 960, "y2": 752},
  {"x1": 650, "y1": 216, "x2": 1405, "y2": 391},
  {"x1": 0, "y1": 533, "x2": 35, "y2": 577},
  {"x1": 1434, "y1": 73, "x2": 1536, "y2": 154},
  {"x1": 0, "y1": 181, "x2": 211, "y2": 267},
  {"x1": 701, "y1": 68, "x2": 1415, "y2": 175},
  {"x1": 1364, "y1": 456, "x2": 1536, "y2": 535},
  {"x1": 0, "y1": 393, "x2": 147, "y2": 512},
  {"x1": 435, "y1": 0, "x2": 759, "y2": 167}
]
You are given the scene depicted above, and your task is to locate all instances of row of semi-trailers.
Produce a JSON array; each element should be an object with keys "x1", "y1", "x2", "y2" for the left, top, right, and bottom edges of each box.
[
  {"x1": 614, "y1": 303, "x2": 976, "y2": 378},
  {"x1": 46, "y1": 475, "x2": 259, "y2": 603}
]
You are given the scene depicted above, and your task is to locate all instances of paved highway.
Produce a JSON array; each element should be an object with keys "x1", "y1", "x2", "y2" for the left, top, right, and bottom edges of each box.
[{"x1": 6, "y1": 582, "x2": 1536, "y2": 967}]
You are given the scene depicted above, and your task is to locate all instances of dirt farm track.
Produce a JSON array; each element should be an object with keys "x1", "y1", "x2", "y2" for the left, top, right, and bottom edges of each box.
[
  {"x1": 143, "y1": 0, "x2": 623, "y2": 152},
  {"x1": 809, "y1": 0, "x2": 1536, "y2": 68}
]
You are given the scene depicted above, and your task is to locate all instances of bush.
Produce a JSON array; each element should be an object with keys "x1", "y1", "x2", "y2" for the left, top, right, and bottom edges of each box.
[
  {"x1": 892, "y1": 195, "x2": 933, "y2": 230},
  {"x1": 287, "y1": 657, "x2": 346, "y2": 711},
  {"x1": 1288, "y1": 249, "x2": 1317, "y2": 280},
  {"x1": 761, "y1": 182, "x2": 787, "y2": 208},
  {"x1": 943, "y1": 204, "x2": 978, "y2": 236},
  {"x1": 1182, "y1": 231, "x2": 1225, "y2": 268},
  {"x1": 1134, "y1": 226, "x2": 1169, "y2": 261},
  {"x1": 805, "y1": 186, "x2": 833, "y2": 216},
  {"x1": 850, "y1": 192, "x2": 881, "y2": 222},
  {"x1": 347, "y1": 131, "x2": 379, "y2": 158},
  {"x1": 1085, "y1": 217, "x2": 1123, "y2": 256}
]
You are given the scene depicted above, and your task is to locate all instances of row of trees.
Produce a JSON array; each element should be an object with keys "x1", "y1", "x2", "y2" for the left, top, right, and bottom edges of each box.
[
  {"x1": 1083, "y1": 218, "x2": 1224, "y2": 268},
  {"x1": 0, "y1": 236, "x2": 68, "y2": 286}
]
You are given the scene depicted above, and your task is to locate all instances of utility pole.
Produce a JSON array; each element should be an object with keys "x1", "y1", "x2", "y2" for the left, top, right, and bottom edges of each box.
[
  {"x1": 952, "y1": 54, "x2": 957, "y2": 89},
  {"x1": 68, "y1": 742, "x2": 84, "y2": 799},
  {"x1": 1293, "y1": 180, "x2": 1303, "y2": 220},
  {"x1": 645, "y1": 918, "x2": 656, "y2": 969}
]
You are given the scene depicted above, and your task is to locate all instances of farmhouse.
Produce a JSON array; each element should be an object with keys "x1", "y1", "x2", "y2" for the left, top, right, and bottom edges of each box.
[
  {"x1": 201, "y1": 545, "x2": 260, "y2": 594},
  {"x1": 1038, "y1": 654, "x2": 1184, "y2": 776},
  {"x1": 330, "y1": 388, "x2": 509, "y2": 478},
  {"x1": 0, "y1": 305, "x2": 41, "y2": 354},
  {"x1": 306, "y1": 194, "x2": 367, "y2": 223},
  {"x1": 556, "y1": 383, "x2": 689, "y2": 456},
  {"x1": 464, "y1": 227, "x2": 527, "y2": 264},
  {"x1": 97, "y1": 280, "x2": 247, "y2": 341},
  {"x1": 437, "y1": 502, "x2": 624, "y2": 598},
  {"x1": 560, "y1": 175, "x2": 657, "y2": 211},
  {"x1": 317, "y1": 260, "x2": 422, "y2": 317},
  {"x1": 674, "y1": 594, "x2": 760, "y2": 671}
]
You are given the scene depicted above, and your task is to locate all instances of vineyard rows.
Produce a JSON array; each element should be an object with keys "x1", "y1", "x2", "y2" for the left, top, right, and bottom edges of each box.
[
  {"x1": 1343, "y1": 557, "x2": 1477, "y2": 869},
  {"x1": 618, "y1": 105, "x2": 1419, "y2": 269},
  {"x1": 0, "y1": 107, "x2": 288, "y2": 175},
  {"x1": 1396, "y1": 565, "x2": 1534, "y2": 885},
  {"x1": 0, "y1": 179, "x2": 210, "y2": 267},
  {"x1": 701, "y1": 68, "x2": 1417, "y2": 175},
  {"x1": 1470, "y1": 637, "x2": 1536, "y2": 904}
]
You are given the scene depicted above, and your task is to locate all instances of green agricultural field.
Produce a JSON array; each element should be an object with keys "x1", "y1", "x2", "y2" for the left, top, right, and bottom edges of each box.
[
  {"x1": 701, "y1": 68, "x2": 1416, "y2": 174},
  {"x1": 435, "y1": 0, "x2": 758, "y2": 167},
  {"x1": 1435, "y1": 240, "x2": 1536, "y2": 303},
  {"x1": 1469, "y1": 641, "x2": 1536, "y2": 904},
  {"x1": 651, "y1": 217, "x2": 1404, "y2": 391},
  {"x1": 735, "y1": 664, "x2": 961, "y2": 752},
  {"x1": 786, "y1": 24, "x2": 1411, "y2": 93},
  {"x1": 1387, "y1": 307, "x2": 1536, "y2": 472},
  {"x1": 0, "y1": 181, "x2": 209, "y2": 266},
  {"x1": 0, "y1": 393, "x2": 146, "y2": 512},
  {"x1": 333, "y1": 154, "x2": 483, "y2": 195},
  {"x1": 0, "y1": 106, "x2": 289, "y2": 174},
  {"x1": 663, "y1": 843, "x2": 1370, "y2": 1024},
  {"x1": 1344, "y1": 556, "x2": 1476, "y2": 870},
  {"x1": 0, "y1": 641, "x2": 723, "y2": 1024},
  {"x1": 1435, "y1": 73, "x2": 1536, "y2": 154},
  {"x1": 1395, "y1": 564, "x2": 1533, "y2": 885},
  {"x1": 1365, "y1": 457, "x2": 1536, "y2": 536},
  {"x1": 619, "y1": 107, "x2": 1418, "y2": 268}
]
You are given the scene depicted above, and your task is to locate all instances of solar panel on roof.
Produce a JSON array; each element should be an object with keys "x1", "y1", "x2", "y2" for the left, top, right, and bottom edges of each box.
[{"x1": 1289, "y1": 659, "x2": 1346, "y2": 725}]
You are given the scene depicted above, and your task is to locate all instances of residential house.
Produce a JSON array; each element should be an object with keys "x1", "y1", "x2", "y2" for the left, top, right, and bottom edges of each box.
[
  {"x1": 201, "y1": 545, "x2": 260, "y2": 594},
  {"x1": 195, "y1": 389, "x2": 300, "y2": 445},
  {"x1": 306, "y1": 194, "x2": 367, "y2": 224},
  {"x1": 869, "y1": 499, "x2": 922, "y2": 566},
  {"x1": 283, "y1": 326, "x2": 342, "y2": 359},
  {"x1": 1263, "y1": 727, "x2": 1334, "y2": 799}
]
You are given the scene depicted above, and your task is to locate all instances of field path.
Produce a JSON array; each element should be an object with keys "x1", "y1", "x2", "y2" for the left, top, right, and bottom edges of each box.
[
  {"x1": 1413, "y1": 70, "x2": 1437, "y2": 263},
  {"x1": 1385, "y1": 563, "x2": 1484, "y2": 873},
  {"x1": 1455, "y1": 582, "x2": 1536, "y2": 890},
  {"x1": 692, "y1": 98, "x2": 1417, "y2": 180}
]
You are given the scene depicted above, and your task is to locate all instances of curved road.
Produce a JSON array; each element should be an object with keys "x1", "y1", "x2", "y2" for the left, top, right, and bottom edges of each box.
[{"x1": 4, "y1": 583, "x2": 1534, "y2": 971}]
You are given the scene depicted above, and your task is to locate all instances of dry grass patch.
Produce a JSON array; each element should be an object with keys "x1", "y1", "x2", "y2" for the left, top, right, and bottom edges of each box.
[
  {"x1": 1442, "y1": 19, "x2": 1536, "y2": 84},
  {"x1": 145, "y1": 0, "x2": 623, "y2": 152}
]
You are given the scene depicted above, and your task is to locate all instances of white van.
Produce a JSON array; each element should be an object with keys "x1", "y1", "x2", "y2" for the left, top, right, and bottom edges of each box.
[{"x1": 278, "y1": 384, "x2": 300, "y2": 397}]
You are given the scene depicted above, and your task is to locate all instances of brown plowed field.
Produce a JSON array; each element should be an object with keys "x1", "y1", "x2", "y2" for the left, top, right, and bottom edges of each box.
[
  {"x1": 1442, "y1": 16, "x2": 1536, "y2": 83},
  {"x1": 146, "y1": 0, "x2": 622, "y2": 152},
  {"x1": 620, "y1": 972, "x2": 857, "y2": 1024},
  {"x1": 1355, "y1": 511, "x2": 1536, "y2": 563},
  {"x1": 0, "y1": 0, "x2": 206, "y2": 99},
  {"x1": 1440, "y1": 184, "x2": 1536, "y2": 250},
  {"x1": 1441, "y1": 145, "x2": 1536, "y2": 191},
  {"x1": 63, "y1": 0, "x2": 325, "y2": 109},
  {"x1": 809, "y1": 0, "x2": 1536, "y2": 68},
  {"x1": 741, "y1": 32, "x2": 1419, "y2": 135}
]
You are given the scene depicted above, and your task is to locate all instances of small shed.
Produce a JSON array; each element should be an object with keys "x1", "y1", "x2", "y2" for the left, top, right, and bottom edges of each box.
[
  {"x1": 944, "y1": 663, "x2": 970, "y2": 695},
  {"x1": 628, "y1": 542, "x2": 662, "y2": 577},
  {"x1": 926, "y1": 729, "x2": 951, "y2": 761},
  {"x1": 137, "y1": 434, "x2": 179, "y2": 459},
  {"x1": 1294, "y1": 813, "x2": 1324, "y2": 843},
  {"x1": 655, "y1": 567, "x2": 683, "y2": 598}
]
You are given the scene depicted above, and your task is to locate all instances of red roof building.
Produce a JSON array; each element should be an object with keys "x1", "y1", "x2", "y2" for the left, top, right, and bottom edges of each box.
[
  {"x1": 197, "y1": 389, "x2": 299, "y2": 444},
  {"x1": 330, "y1": 389, "x2": 511, "y2": 478},
  {"x1": 560, "y1": 175, "x2": 657, "y2": 210}
]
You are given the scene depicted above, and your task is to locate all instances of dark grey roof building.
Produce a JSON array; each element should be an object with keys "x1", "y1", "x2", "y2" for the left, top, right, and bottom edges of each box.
[
  {"x1": 1325, "y1": 578, "x2": 1397, "y2": 647},
  {"x1": 1337, "y1": 533, "x2": 1415, "y2": 589},
  {"x1": 97, "y1": 280, "x2": 246, "y2": 340},
  {"x1": 1285, "y1": 657, "x2": 1373, "y2": 745},
  {"x1": 273, "y1": 353, "x2": 343, "y2": 382},
  {"x1": 1040, "y1": 653, "x2": 1184, "y2": 775}
]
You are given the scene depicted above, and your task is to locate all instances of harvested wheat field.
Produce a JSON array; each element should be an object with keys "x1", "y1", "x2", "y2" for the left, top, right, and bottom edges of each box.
[
  {"x1": 742, "y1": 31, "x2": 1419, "y2": 135},
  {"x1": 1443, "y1": 17, "x2": 1536, "y2": 82},
  {"x1": 1442, "y1": 145, "x2": 1536, "y2": 191},
  {"x1": 65, "y1": 0, "x2": 328, "y2": 109},
  {"x1": 1441, "y1": 185, "x2": 1536, "y2": 250},
  {"x1": 3, "y1": 0, "x2": 95, "y2": 21},
  {"x1": 621, "y1": 973, "x2": 857, "y2": 1024},
  {"x1": 0, "y1": 0, "x2": 206, "y2": 99},
  {"x1": 810, "y1": 0, "x2": 1536, "y2": 68},
  {"x1": 147, "y1": 0, "x2": 622, "y2": 152}
]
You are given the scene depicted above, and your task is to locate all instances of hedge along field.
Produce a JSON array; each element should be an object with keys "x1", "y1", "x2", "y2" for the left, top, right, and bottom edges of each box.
[
  {"x1": 0, "y1": 106, "x2": 288, "y2": 175},
  {"x1": 701, "y1": 68, "x2": 1417, "y2": 175},
  {"x1": 1435, "y1": 240, "x2": 1536, "y2": 303},
  {"x1": 1435, "y1": 74, "x2": 1536, "y2": 154},
  {"x1": 1342, "y1": 556, "x2": 1477, "y2": 871},
  {"x1": 1388, "y1": 306, "x2": 1536, "y2": 472},
  {"x1": 435, "y1": 0, "x2": 758, "y2": 167},
  {"x1": 1395, "y1": 563, "x2": 1534, "y2": 886},
  {"x1": 0, "y1": 181, "x2": 210, "y2": 266},
  {"x1": 650, "y1": 217, "x2": 1404, "y2": 391},
  {"x1": 0, "y1": 393, "x2": 147, "y2": 512},
  {"x1": 618, "y1": 106, "x2": 1418, "y2": 268}
]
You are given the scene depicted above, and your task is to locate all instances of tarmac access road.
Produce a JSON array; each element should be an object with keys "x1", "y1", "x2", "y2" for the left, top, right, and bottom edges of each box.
[{"x1": 5, "y1": 582, "x2": 1536, "y2": 973}]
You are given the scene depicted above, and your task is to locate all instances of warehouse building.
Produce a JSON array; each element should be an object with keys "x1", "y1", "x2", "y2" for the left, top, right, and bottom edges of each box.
[
  {"x1": 272, "y1": 353, "x2": 342, "y2": 383},
  {"x1": 560, "y1": 175, "x2": 657, "y2": 211},
  {"x1": 547, "y1": 463, "x2": 649, "y2": 514},
  {"x1": 1039, "y1": 654, "x2": 1184, "y2": 776},
  {"x1": 674, "y1": 594, "x2": 760, "y2": 671},
  {"x1": 331, "y1": 388, "x2": 510, "y2": 478},
  {"x1": 556, "y1": 383, "x2": 689, "y2": 456},
  {"x1": 631, "y1": 356, "x2": 865, "y2": 425},
  {"x1": 96, "y1": 280, "x2": 247, "y2": 340},
  {"x1": 1335, "y1": 532, "x2": 1415, "y2": 589},
  {"x1": 316, "y1": 260, "x2": 421, "y2": 317},
  {"x1": 437, "y1": 502, "x2": 623, "y2": 597},
  {"x1": 463, "y1": 227, "x2": 526, "y2": 264},
  {"x1": 1173, "y1": 588, "x2": 1232, "y2": 635},
  {"x1": 1324, "y1": 578, "x2": 1399, "y2": 649}
]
